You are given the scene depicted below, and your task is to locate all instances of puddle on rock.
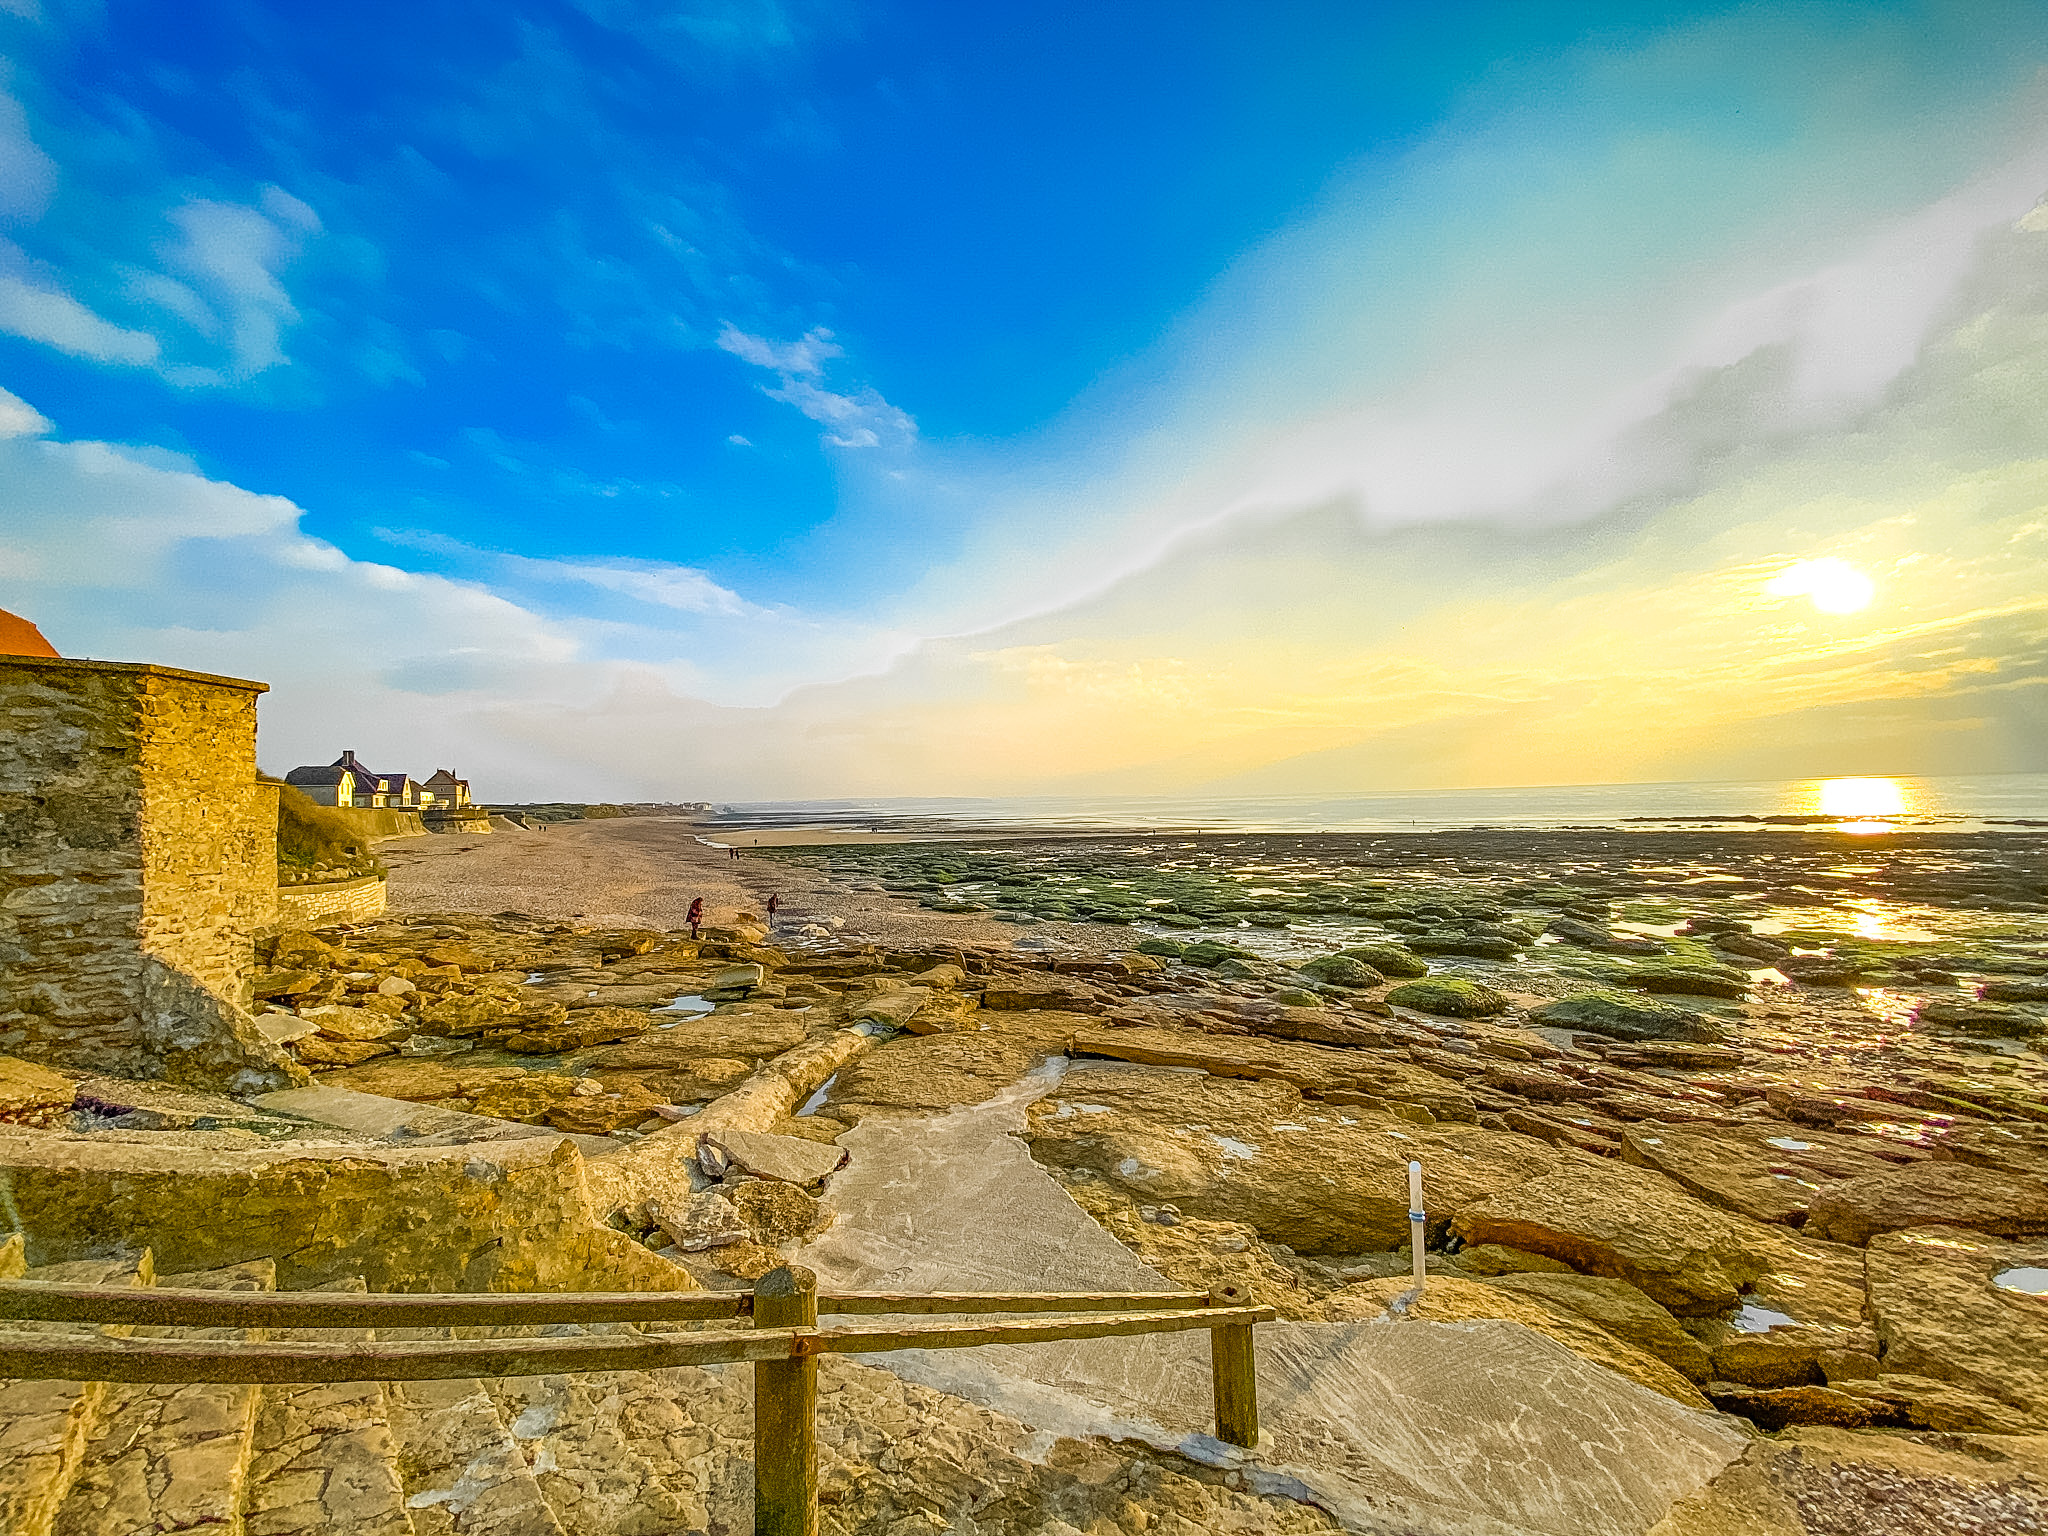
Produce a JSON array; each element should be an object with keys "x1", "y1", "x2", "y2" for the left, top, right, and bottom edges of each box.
[
  {"x1": 1734, "y1": 1303, "x2": 1800, "y2": 1332},
  {"x1": 1994, "y1": 1267, "x2": 2048, "y2": 1296}
]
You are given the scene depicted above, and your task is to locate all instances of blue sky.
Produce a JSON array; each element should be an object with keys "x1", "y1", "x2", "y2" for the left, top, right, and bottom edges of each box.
[{"x1": 4, "y1": 1, "x2": 2048, "y2": 796}]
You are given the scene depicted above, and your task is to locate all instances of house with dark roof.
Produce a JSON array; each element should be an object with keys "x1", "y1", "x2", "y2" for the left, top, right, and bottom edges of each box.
[
  {"x1": 333, "y1": 750, "x2": 420, "y2": 809},
  {"x1": 283, "y1": 751, "x2": 422, "y2": 809},
  {"x1": 282, "y1": 762, "x2": 372, "y2": 807}
]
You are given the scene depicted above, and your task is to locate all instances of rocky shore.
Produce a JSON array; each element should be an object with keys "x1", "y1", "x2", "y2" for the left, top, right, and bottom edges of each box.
[{"x1": 1, "y1": 817, "x2": 2044, "y2": 1532}]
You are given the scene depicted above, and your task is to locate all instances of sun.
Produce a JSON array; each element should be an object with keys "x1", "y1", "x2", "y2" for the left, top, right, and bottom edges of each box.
[
  {"x1": 1818, "y1": 777, "x2": 1904, "y2": 819},
  {"x1": 1766, "y1": 558, "x2": 1874, "y2": 614}
]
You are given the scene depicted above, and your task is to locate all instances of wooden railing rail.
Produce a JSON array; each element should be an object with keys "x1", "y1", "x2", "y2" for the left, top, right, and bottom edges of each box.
[
  {"x1": 0, "y1": 1281, "x2": 1215, "y2": 1329},
  {"x1": 0, "y1": 1270, "x2": 1270, "y2": 1536}
]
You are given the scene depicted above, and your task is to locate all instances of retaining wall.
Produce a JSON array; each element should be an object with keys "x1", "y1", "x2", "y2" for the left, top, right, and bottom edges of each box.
[
  {"x1": 326, "y1": 806, "x2": 426, "y2": 842},
  {"x1": 276, "y1": 874, "x2": 389, "y2": 927}
]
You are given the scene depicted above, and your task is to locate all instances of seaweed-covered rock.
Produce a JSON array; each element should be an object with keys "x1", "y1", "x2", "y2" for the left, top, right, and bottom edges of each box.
[
  {"x1": 1526, "y1": 992, "x2": 1726, "y2": 1044},
  {"x1": 1407, "y1": 932, "x2": 1522, "y2": 960},
  {"x1": 1296, "y1": 954, "x2": 1385, "y2": 989},
  {"x1": 1386, "y1": 978, "x2": 1509, "y2": 1018},
  {"x1": 1916, "y1": 999, "x2": 2046, "y2": 1037},
  {"x1": 1629, "y1": 965, "x2": 1750, "y2": 1000},
  {"x1": 1337, "y1": 943, "x2": 1430, "y2": 979}
]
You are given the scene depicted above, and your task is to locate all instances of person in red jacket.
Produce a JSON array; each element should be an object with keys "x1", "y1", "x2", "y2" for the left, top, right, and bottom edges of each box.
[{"x1": 686, "y1": 897, "x2": 704, "y2": 940}]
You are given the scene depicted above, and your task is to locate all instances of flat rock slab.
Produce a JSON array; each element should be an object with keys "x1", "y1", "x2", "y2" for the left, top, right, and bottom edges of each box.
[
  {"x1": 1805, "y1": 1161, "x2": 2048, "y2": 1246},
  {"x1": 705, "y1": 1127, "x2": 847, "y2": 1185},
  {"x1": 253, "y1": 1086, "x2": 617, "y2": 1155},
  {"x1": 1865, "y1": 1225, "x2": 2048, "y2": 1430},
  {"x1": 1451, "y1": 1162, "x2": 1777, "y2": 1315},
  {"x1": 1621, "y1": 1123, "x2": 1907, "y2": 1227},
  {"x1": 1025, "y1": 1063, "x2": 1568, "y2": 1252},
  {"x1": 570, "y1": 1013, "x2": 807, "y2": 1068},
  {"x1": 797, "y1": 1065, "x2": 1745, "y2": 1536},
  {"x1": 1320, "y1": 1274, "x2": 1709, "y2": 1407},
  {"x1": 1070, "y1": 1024, "x2": 1477, "y2": 1121},
  {"x1": 830, "y1": 1031, "x2": 1052, "y2": 1116}
]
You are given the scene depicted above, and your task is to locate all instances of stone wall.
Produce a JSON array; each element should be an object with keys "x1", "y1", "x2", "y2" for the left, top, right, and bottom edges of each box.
[
  {"x1": 276, "y1": 873, "x2": 389, "y2": 927},
  {"x1": 327, "y1": 806, "x2": 426, "y2": 842},
  {"x1": 0, "y1": 657, "x2": 300, "y2": 1091}
]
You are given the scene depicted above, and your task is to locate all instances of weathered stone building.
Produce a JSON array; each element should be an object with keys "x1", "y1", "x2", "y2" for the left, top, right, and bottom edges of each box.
[{"x1": 0, "y1": 656, "x2": 301, "y2": 1091}]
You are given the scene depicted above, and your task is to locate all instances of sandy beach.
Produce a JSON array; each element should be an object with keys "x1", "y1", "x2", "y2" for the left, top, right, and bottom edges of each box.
[{"x1": 378, "y1": 815, "x2": 1045, "y2": 949}]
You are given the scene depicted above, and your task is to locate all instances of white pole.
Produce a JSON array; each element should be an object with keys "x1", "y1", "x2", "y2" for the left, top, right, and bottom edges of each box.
[{"x1": 1408, "y1": 1160, "x2": 1426, "y2": 1287}]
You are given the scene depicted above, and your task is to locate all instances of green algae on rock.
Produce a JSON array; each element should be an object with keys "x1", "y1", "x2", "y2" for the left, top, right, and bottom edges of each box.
[
  {"x1": 1386, "y1": 977, "x2": 1510, "y2": 1018},
  {"x1": 1527, "y1": 991, "x2": 1727, "y2": 1044}
]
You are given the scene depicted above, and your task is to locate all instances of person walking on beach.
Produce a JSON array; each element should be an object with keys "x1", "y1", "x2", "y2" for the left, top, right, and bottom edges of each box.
[
  {"x1": 687, "y1": 897, "x2": 704, "y2": 940},
  {"x1": 767, "y1": 893, "x2": 781, "y2": 927}
]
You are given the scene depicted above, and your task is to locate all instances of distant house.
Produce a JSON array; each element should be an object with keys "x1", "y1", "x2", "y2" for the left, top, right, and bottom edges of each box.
[
  {"x1": 283, "y1": 763, "x2": 371, "y2": 808},
  {"x1": 332, "y1": 750, "x2": 420, "y2": 809},
  {"x1": 284, "y1": 751, "x2": 421, "y2": 809},
  {"x1": 420, "y1": 769, "x2": 473, "y2": 810}
]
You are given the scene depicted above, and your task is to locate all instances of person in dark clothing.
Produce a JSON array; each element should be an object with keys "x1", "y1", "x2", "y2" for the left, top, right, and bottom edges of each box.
[
  {"x1": 767, "y1": 893, "x2": 781, "y2": 926},
  {"x1": 686, "y1": 897, "x2": 704, "y2": 940}
]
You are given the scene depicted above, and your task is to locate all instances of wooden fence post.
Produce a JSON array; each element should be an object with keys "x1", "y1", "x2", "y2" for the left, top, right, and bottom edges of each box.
[
  {"x1": 1207, "y1": 1284, "x2": 1259, "y2": 1448},
  {"x1": 754, "y1": 1265, "x2": 819, "y2": 1536}
]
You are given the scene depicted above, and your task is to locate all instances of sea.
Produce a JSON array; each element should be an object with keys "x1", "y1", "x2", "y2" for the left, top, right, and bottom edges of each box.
[{"x1": 713, "y1": 772, "x2": 2048, "y2": 837}]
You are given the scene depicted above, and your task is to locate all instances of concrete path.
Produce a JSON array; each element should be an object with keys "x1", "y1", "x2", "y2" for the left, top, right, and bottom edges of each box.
[{"x1": 796, "y1": 1062, "x2": 1748, "y2": 1536}]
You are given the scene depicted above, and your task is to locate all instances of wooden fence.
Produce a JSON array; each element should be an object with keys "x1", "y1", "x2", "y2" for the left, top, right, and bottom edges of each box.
[{"x1": 0, "y1": 1269, "x2": 1273, "y2": 1536}]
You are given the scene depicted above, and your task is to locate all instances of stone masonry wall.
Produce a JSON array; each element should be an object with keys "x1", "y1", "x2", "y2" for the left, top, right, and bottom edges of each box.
[
  {"x1": 276, "y1": 873, "x2": 388, "y2": 928},
  {"x1": 0, "y1": 658, "x2": 298, "y2": 1090}
]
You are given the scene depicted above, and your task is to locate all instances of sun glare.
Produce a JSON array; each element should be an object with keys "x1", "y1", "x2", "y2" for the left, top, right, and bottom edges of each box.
[
  {"x1": 1818, "y1": 777, "x2": 1905, "y2": 819},
  {"x1": 1766, "y1": 558, "x2": 1874, "y2": 614}
]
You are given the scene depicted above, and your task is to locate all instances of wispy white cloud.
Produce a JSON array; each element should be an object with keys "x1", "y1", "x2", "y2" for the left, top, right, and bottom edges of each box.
[
  {"x1": 716, "y1": 320, "x2": 915, "y2": 448},
  {"x1": 0, "y1": 383, "x2": 49, "y2": 437},
  {"x1": 147, "y1": 187, "x2": 322, "y2": 382},
  {"x1": 0, "y1": 239, "x2": 160, "y2": 363},
  {"x1": 715, "y1": 321, "x2": 839, "y2": 374},
  {"x1": 510, "y1": 554, "x2": 764, "y2": 619}
]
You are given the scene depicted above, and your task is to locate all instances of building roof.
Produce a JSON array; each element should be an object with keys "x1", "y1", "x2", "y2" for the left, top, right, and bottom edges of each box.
[
  {"x1": 331, "y1": 751, "x2": 416, "y2": 795},
  {"x1": 285, "y1": 765, "x2": 354, "y2": 788},
  {"x1": 0, "y1": 607, "x2": 59, "y2": 659}
]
